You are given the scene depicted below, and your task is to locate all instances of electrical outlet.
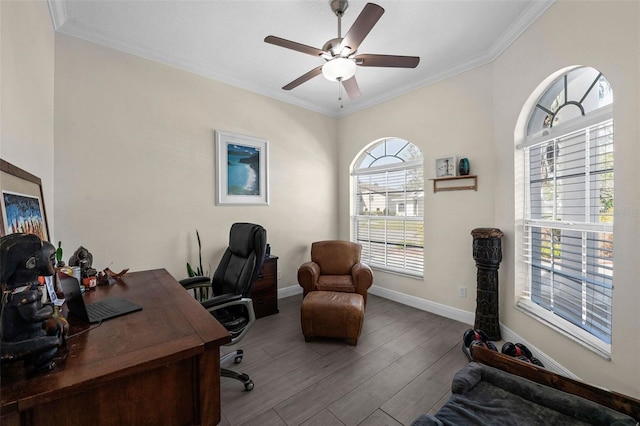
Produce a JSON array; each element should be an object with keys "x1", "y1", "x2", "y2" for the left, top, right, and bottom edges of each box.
[
  {"x1": 277, "y1": 270, "x2": 282, "y2": 280},
  {"x1": 458, "y1": 286, "x2": 467, "y2": 298}
]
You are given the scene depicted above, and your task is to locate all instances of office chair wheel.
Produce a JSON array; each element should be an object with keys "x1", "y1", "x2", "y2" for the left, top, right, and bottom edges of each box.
[
  {"x1": 234, "y1": 349, "x2": 244, "y2": 364},
  {"x1": 238, "y1": 373, "x2": 254, "y2": 391}
]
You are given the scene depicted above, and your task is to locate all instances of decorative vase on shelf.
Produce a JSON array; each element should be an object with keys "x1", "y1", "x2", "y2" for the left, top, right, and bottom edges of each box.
[{"x1": 459, "y1": 158, "x2": 470, "y2": 176}]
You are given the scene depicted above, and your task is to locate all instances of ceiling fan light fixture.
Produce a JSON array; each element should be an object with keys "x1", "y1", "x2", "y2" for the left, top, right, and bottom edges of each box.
[
  {"x1": 322, "y1": 57, "x2": 356, "y2": 81},
  {"x1": 266, "y1": 1, "x2": 419, "y2": 99}
]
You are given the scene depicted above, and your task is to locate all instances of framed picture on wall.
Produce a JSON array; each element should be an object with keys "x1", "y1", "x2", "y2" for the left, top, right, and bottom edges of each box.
[
  {"x1": 0, "y1": 159, "x2": 50, "y2": 241},
  {"x1": 435, "y1": 156, "x2": 458, "y2": 177},
  {"x1": 215, "y1": 130, "x2": 269, "y2": 205}
]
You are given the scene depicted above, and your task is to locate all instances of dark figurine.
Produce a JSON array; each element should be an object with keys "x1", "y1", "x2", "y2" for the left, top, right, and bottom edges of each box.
[
  {"x1": 68, "y1": 246, "x2": 97, "y2": 279},
  {"x1": 1, "y1": 233, "x2": 67, "y2": 373}
]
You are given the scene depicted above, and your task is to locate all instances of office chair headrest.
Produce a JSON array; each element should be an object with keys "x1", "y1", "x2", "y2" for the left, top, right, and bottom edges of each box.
[{"x1": 229, "y1": 223, "x2": 261, "y2": 258}]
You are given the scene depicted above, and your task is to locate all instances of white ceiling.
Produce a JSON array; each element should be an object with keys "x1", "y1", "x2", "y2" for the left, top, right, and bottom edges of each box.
[{"x1": 48, "y1": 0, "x2": 553, "y2": 118}]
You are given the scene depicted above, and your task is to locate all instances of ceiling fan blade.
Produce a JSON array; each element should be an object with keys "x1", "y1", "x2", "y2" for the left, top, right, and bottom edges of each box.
[
  {"x1": 355, "y1": 54, "x2": 420, "y2": 68},
  {"x1": 340, "y1": 3, "x2": 384, "y2": 54},
  {"x1": 282, "y1": 66, "x2": 323, "y2": 90},
  {"x1": 264, "y1": 35, "x2": 326, "y2": 57},
  {"x1": 342, "y1": 76, "x2": 361, "y2": 100}
]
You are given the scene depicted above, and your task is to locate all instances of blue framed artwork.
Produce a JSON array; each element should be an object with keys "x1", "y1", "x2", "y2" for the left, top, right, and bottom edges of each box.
[
  {"x1": 0, "y1": 159, "x2": 49, "y2": 241},
  {"x1": 215, "y1": 130, "x2": 269, "y2": 205}
]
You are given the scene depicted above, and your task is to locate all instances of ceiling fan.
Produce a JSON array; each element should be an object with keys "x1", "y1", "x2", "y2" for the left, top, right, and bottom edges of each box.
[{"x1": 264, "y1": 0, "x2": 420, "y2": 102}]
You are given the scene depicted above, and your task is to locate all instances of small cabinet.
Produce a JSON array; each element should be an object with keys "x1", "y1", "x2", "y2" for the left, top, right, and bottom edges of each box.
[{"x1": 251, "y1": 256, "x2": 279, "y2": 319}]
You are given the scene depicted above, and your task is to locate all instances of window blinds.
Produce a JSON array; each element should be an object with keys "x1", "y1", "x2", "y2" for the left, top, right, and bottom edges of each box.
[
  {"x1": 353, "y1": 165, "x2": 424, "y2": 276},
  {"x1": 522, "y1": 119, "x2": 613, "y2": 344}
]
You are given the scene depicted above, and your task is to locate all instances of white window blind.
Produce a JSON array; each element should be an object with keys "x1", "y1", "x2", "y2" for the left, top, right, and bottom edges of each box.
[{"x1": 522, "y1": 119, "x2": 613, "y2": 345}]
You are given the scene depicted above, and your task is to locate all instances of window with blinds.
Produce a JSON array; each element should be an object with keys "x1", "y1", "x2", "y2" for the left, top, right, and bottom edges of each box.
[
  {"x1": 352, "y1": 138, "x2": 424, "y2": 277},
  {"x1": 518, "y1": 66, "x2": 613, "y2": 354}
]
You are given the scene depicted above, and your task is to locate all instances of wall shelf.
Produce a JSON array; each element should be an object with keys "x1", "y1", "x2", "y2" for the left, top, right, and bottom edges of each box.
[{"x1": 430, "y1": 175, "x2": 478, "y2": 193}]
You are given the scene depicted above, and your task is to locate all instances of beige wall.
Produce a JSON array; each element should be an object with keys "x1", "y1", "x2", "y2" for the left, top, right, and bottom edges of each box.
[
  {"x1": 339, "y1": 1, "x2": 639, "y2": 397},
  {"x1": 0, "y1": 0, "x2": 55, "y2": 233},
  {"x1": 53, "y1": 35, "x2": 338, "y2": 286}
]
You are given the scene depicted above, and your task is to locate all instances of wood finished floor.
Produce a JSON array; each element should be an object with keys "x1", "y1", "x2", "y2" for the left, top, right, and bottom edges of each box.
[{"x1": 219, "y1": 294, "x2": 472, "y2": 426}]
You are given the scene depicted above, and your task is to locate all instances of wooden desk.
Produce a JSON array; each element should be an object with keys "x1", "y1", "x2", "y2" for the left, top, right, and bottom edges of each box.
[{"x1": 1, "y1": 269, "x2": 231, "y2": 426}]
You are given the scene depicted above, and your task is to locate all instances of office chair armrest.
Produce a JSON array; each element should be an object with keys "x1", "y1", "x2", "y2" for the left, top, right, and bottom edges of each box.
[
  {"x1": 179, "y1": 276, "x2": 210, "y2": 289},
  {"x1": 297, "y1": 261, "x2": 320, "y2": 296},
  {"x1": 204, "y1": 296, "x2": 256, "y2": 344},
  {"x1": 179, "y1": 276, "x2": 213, "y2": 302},
  {"x1": 200, "y1": 293, "x2": 242, "y2": 310}
]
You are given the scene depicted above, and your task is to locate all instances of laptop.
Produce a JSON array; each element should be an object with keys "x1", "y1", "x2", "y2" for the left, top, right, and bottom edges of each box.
[{"x1": 58, "y1": 271, "x2": 142, "y2": 323}]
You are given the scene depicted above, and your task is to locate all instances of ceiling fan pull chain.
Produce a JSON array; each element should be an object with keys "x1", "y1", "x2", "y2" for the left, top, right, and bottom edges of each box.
[{"x1": 338, "y1": 79, "x2": 344, "y2": 109}]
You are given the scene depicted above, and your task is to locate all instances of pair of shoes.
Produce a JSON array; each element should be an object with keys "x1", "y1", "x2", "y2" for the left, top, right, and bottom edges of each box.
[
  {"x1": 461, "y1": 329, "x2": 497, "y2": 361},
  {"x1": 501, "y1": 342, "x2": 544, "y2": 367}
]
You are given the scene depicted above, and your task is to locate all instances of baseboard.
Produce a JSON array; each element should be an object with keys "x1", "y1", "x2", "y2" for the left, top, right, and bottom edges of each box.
[
  {"x1": 368, "y1": 285, "x2": 475, "y2": 325},
  {"x1": 278, "y1": 284, "x2": 303, "y2": 299}
]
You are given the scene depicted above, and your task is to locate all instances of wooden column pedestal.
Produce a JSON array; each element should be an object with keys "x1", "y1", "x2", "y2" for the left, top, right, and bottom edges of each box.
[{"x1": 471, "y1": 228, "x2": 503, "y2": 341}]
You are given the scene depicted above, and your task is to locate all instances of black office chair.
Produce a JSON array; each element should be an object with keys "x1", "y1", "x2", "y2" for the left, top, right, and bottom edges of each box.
[{"x1": 180, "y1": 222, "x2": 267, "y2": 391}]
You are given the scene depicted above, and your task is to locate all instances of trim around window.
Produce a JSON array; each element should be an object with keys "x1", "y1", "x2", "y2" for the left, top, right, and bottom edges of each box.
[
  {"x1": 351, "y1": 138, "x2": 424, "y2": 277},
  {"x1": 515, "y1": 66, "x2": 614, "y2": 355},
  {"x1": 369, "y1": 260, "x2": 424, "y2": 279},
  {"x1": 516, "y1": 297, "x2": 611, "y2": 359}
]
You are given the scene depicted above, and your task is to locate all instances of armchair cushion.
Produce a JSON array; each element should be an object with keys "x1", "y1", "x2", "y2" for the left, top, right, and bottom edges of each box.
[{"x1": 317, "y1": 274, "x2": 354, "y2": 293}]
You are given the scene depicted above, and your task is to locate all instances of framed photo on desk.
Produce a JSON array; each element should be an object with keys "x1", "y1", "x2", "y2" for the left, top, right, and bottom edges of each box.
[{"x1": 0, "y1": 159, "x2": 49, "y2": 241}]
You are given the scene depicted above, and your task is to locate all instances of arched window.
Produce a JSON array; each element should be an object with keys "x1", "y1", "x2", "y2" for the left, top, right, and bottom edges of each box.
[
  {"x1": 516, "y1": 66, "x2": 613, "y2": 356},
  {"x1": 351, "y1": 138, "x2": 424, "y2": 277}
]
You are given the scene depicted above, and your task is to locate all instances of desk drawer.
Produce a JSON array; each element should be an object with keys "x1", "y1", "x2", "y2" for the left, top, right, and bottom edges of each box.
[
  {"x1": 253, "y1": 257, "x2": 276, "y2": 291},
  {"x1": 252, "y1": 288, "x2": 278, "y2": 319},
  {"x1": 257, "y1": 258, "x2": 276, "y2": 277},
  {"x1": 251, "y1": 256, "x2": 278, "y2": 318}
]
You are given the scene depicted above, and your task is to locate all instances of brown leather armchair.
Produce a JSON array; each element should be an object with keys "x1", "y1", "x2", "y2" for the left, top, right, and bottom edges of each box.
[{"x1": 297, "y1": 241, "x2": 373, "y2": 305}]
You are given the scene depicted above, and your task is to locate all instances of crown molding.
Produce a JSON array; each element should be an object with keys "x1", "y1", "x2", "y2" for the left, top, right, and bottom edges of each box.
[
  {"x1": 488, "y1": 0, "x2": 555, "y2": 59},
  {"x1": 47, "y1": 0, "x2": 68, "y2": 31},
  {"x1": 47, "y1": 0, "x2": 555, "y2": 119}
]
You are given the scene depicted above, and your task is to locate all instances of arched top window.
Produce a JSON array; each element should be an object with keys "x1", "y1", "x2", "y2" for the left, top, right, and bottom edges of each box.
[
  {"x1": 351, "y1": 138, "x2": 424, "y2": 277},
  {"x1": 516, "y1": 66, "x2": 614, "y2": 356},
  {"x1": 526, "y1": 66, "x2": 612, "y2": 138},
  {"x1": 354, "y1": 138, "x2": 422, "y2": 170}
]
